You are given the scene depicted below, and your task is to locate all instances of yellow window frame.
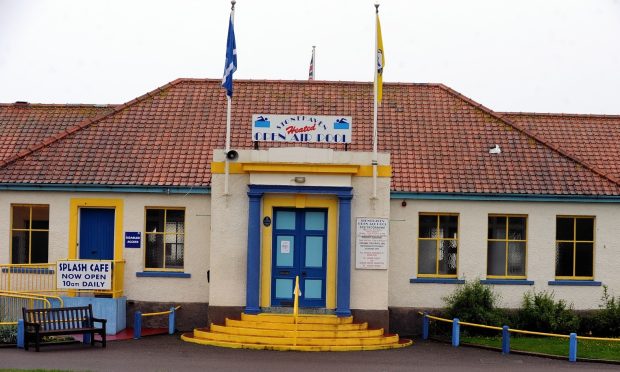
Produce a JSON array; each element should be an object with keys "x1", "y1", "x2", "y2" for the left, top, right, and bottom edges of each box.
[
  {"x1": 417, "y1": 213, "x2": 459, "y2": 278},
  {"x1": 9, "y1": 204, "x2": 50, "y2": 264},
  {"x1": 486, "y1": 214, "x2": 527, "y2": 279},
  {"x1": 555, "y1": 215, "x2": 595, "y2": 280},
  {"x1": 143, "y1": 207, "x2": 186, "y2": 272}
]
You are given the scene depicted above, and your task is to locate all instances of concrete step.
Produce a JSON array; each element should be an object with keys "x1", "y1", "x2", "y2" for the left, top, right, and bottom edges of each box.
[
  {"x1": 181, "y1": 332, "x2": 413, "y2": 351},
  {"x1": 193, "y1": 328, "x2": 399, "y2": 346},
  {"x1": 240, "y1": 313, "x2": 353, "y2": 324},
  {"x1": 225, "y1": 318, "x2": 368, "y2": 331},
  {"x1": 210, "y1": 323, "x2": 384, "y2": 338}
]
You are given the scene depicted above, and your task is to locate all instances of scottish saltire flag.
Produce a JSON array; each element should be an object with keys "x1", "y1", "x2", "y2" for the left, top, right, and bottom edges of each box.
[
  {"x1": 376, "y1": 13, "x2": 385, "y2": 104},
  {"x1": 308, "y1": 48, "x2": 315, "y2": 80},
  {"x1": 222, "y1": 13, "x2": 237, "y2": 97}
]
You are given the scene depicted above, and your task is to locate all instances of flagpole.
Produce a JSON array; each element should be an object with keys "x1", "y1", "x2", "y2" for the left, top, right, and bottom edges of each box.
[
  {"x1": 224, "y1": 0, "x2": 236, "y2": 196},
  {"x1": 372, "y1": 3, "x2": 379, "y2": 200},
  {"x1": 312, "y1": 45, "x2": 316, "y2": 79}
]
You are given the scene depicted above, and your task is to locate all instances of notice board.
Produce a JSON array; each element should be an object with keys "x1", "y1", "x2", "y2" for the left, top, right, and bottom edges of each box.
[{"x1": 355, "y1": 217, "x2": 389, "y2": 269}]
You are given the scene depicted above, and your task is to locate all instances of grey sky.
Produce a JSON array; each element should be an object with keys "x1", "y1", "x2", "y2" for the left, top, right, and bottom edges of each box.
[{"x1": 1, "y1": 0, "x2": 619, "y2": 114}]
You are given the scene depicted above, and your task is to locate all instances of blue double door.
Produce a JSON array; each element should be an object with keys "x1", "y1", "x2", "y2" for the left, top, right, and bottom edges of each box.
[
  {"x1": 271, "y1": 208, "x2": 327, "y2": 308},
  {"x1": 79, "y1": 208, "x2": 115, "y2": 260}
]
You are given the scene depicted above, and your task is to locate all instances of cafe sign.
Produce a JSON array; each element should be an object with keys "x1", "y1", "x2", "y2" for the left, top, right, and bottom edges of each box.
[{"x1": 252, "y1": 114, "x2": 352, "y2": 143}]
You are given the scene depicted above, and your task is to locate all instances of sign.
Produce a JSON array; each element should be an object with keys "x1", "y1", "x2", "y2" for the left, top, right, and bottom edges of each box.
[
  {"x1": 57, "y1": 260, "x2": 112, "y2": 290},
  {"x1": 280, "y1": 240, "x2": 291, "y2": 254},
  {"x1": 125, "y1": 232, "x2": 141, "y2": 248},
  {"x1": 356, "y1": 217, "x2": 389, "y2": 269},
  {"x1": 263, "y1": 216, "x2": 272, "y2": 227},
  {"x1": 252, "y1": 114, "x2": 352, "y2": 144}
]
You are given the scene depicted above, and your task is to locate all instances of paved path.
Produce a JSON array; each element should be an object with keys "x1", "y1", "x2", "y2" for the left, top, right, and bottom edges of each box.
[{"x1": 2, "y1": 335, "x2": 619, "y2": 372}]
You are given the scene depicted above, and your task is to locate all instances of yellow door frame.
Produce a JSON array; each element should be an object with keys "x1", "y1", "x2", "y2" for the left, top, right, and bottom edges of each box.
[
  {"x1": 68, "y1": 198, "x2": 124, "y2": 261},
  {"x1": 260, "y1": 194, "x2": 338, "y2": 309}
]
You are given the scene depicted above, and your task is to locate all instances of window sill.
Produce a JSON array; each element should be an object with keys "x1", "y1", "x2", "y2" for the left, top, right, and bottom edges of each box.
[
  {"x1": 548, "y1": 280, "x2": 601, "y2": 286},
  {"x1": 1, "y1": 268, "x2": 54, "y2": 274},
  {"x1": 410, "y1": 278, "x2": 465, "y2": 284},
  {"x1": 480, "y1": 279, "x2": 534, "y2": 285},
  {"x1": 136, "y1": 272, "x2": 191, "y2": 278}
]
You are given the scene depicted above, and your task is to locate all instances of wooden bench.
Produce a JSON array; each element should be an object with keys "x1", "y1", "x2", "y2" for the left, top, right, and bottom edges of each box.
[{"x1": 22, "y1": 304, "x2": 107, "y2": 352}]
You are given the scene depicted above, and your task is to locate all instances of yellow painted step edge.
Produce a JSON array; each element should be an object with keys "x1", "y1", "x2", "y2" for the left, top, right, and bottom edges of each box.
[
  {"x1": 192, "y1": 329, "x2": 399, "y2": 346},
  {"x1": 241, "y1": 313, "x2": 353, "y2": 324},
  {"x1": 226, "y1": 319, "x2": 368, "y2": 331},
  {"x1": 210, "y1": 324, "x2": 384, "y2": 338},
  {"x1": 181, "y1": 333, "x2": 413, "y2": 352}
]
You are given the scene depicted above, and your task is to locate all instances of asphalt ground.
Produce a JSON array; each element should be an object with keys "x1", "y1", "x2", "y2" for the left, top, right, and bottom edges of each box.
[{"x1": 2, "y1": 335, "x2": 619, "y2": 372}]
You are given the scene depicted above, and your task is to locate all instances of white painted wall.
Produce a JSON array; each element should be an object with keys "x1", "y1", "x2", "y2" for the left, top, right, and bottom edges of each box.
[
  {"x1": 208, "y1": 172, "x2": 251, "y2": 307},
  {"x1": 350, "y1": 176, "x2": 390, "y2": 310},
  {"x1": 209, "y1": 147, "x2": 391, "y2": 310},
  {"x1": 0, "y1": 191, "x2": 210, "y2": 303},
  {"x1": 389, "y1": 199, "x2": 620, "y2": 310}
]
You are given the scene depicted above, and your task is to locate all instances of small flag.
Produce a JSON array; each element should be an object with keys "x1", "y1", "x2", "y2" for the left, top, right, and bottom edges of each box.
[
  {"x1": 376, "y1": 12, "x2": 385, "y2": 104},
  {"x1": 308, "y1": 46, "x2": 315, "y2": 80},
  {"x1": 222, "y1": 13, "x2": 237, "y2": 98}
]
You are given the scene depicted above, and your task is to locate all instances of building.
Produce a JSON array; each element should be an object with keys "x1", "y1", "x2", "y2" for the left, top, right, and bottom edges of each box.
[{"x1": 1, "y1": 79, "x2": 619, "y2": 336}]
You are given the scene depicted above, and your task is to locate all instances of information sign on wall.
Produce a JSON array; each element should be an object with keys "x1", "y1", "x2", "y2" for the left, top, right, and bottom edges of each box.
[
  {"x1": 56, "y1": 260, "x2": 112, "y2": 290},
  {"x1": 355, "y1": 217, "x2": 389, "y2": 269},
  {"x1": 252, "y1": 114, "x2": 352, "y2": 144},
  {"x1": 125, "y1": 231, "x2": 141, "y2": 248}
]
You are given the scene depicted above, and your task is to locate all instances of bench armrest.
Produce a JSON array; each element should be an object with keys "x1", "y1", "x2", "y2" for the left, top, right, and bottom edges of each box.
[
  {"x1": 23, "y1": 321, "x2": 40, "y2": 332},
  {"x1": 92, "y1": 317, "x2": 107, "y2": 326}
]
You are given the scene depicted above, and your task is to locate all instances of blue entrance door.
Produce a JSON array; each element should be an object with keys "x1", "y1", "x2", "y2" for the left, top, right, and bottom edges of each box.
[
  {"x1": 271, "y1": 208, "x2": 327, "y2": 308},
  {"x1": 79, "y1": 208, "x2": 115, "y2": 260}
]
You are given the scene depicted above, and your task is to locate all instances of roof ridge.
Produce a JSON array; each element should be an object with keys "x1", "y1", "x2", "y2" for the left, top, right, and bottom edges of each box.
[
  {"x1": 500, "y1": 111, "x2": 620, "y2": 119},
  {"x1": 437, "y1": 84, "x2": 620, "y2": 189},
  {"x1": 0, "y1": 78, "x2": 186, "y2": 170},
  {"x1": 177, "y1": 77, "x2": 442, "y2": 87},
  {"x1": 0, "y1": 103, "x2": 118, "y2": 108}
]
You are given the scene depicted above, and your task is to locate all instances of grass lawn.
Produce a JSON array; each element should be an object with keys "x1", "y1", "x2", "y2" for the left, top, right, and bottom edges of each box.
[{"x1": 461, "y1": 335, "x2": 620, "y2": 361}]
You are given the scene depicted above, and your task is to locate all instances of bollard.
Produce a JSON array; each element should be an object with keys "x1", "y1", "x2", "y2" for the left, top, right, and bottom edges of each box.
[
  {"x1": 17, "y1": 319, "x2": 24, "y2": 349},
  {"x1": 422, "y1": 312, "x2": 429, "y2": 340},
  {"x1": 168, "y1": 307, "x2": 175, "y2": 335},
  {"x1": 502, "y1": 325, "x2": 510, "y2": 354},
  {"x1": 569, "y1": 333, "x2": 577, "y2": 362},
  {"x1": 452, "y1": 318, "x2": 460, "y2": 347},
  {"x1": 134, "y1": 311, "x2": 142, "y2": 339}
]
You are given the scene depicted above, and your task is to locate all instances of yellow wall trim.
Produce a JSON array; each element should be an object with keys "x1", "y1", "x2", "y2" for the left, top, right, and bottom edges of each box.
[{"x1": 211, "y1": 162, "x2": 391, "y2": 177}]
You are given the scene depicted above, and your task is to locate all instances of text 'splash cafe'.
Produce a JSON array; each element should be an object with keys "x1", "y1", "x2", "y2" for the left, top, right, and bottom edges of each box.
[{"x1": 2, "y1": 4, "x2": 620, "y2": 351}]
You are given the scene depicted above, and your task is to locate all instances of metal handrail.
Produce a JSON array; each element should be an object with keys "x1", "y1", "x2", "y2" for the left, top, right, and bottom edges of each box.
[
  {"x1": 141, "y1": 306, "x2": 181, "y2": 317},
  {"x1": 419, "y1": 312, "x2": 620, "y2": 342}
]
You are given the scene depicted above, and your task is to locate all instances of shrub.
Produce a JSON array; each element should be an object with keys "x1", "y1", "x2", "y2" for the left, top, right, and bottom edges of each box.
[
  {"x1": 593, "y1": 286, "x2": 620, "y2": 337},
  {"x1": 0, "y1": 325, "x2": 17, "y2": 344},
  {"x1": 516, "y1": 290, "x2": 579, "y2": 334},
  {"x1": 443, "y1": 280, "x2": 505, "y2": 327}
]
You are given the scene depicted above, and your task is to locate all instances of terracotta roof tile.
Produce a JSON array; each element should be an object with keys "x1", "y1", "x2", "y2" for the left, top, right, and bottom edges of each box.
[
  {"x1": 0, "y1": 103, "x2": 115, "y2": 162},
  {"x1": 501, "y1": 112, "x2": 620, "y2": 182},
  {"x1": 0, "y1": 79, "x2": 619, "y2": 195}
]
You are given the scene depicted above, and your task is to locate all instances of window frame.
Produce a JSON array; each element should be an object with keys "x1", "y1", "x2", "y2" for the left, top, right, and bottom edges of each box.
[
  {"x1": 417, "y1": 212, "x2": 459, "y2": 278},
  {"x1": 486, "y1": 214, "x2": 528, "y2": 279},
  {"x1": 10, "y1": 204, "x2": 50, "y2": 264},
  {"x1": 143, "y1": 207, "x2": 186, "y2": 272},
  {"x1": 555, "y1": 215, "x2": 595, "y2": 280}
]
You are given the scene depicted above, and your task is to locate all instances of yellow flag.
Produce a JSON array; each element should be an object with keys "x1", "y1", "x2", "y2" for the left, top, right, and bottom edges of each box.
[{"x1": 376, "y1": 13, "x2": 385, "y2": 104}]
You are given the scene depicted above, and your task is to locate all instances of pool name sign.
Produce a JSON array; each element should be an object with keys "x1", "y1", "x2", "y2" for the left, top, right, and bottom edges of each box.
[
  {"x1": 57, "y1": 260, "x2": 112, "y2": 290},
  {"x1": 252, "y1": 114, "x2": 352, "y2": 143}
]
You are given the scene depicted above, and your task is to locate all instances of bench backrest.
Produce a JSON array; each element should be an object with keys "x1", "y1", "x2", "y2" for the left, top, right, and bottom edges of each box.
[{"x1": 22, "y1": 305, "x2": 94, "y2": 331}]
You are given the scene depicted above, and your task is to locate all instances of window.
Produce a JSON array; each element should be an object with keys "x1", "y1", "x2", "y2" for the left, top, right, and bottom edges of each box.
[
  {"x1": 145, "y1": 208, "x2": 185, "y2": 271},
  {"x1": 418, "y1": 213, "x2": 458, "y2": 277},
  {"x1": 556, "y1": 216, "x2": 594, "y2": 279},
  {"x1": 11, "y1": 205, "x2": 49, "y2": 264},
  {"x1": 487, "y1": 215, "x2": 527, "y2": 278}
]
